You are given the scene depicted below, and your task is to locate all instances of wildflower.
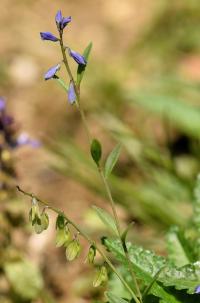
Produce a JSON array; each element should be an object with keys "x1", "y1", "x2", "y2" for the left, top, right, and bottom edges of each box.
[
  {"x1": 68, "y1": 81, "x2": 76, "y2": 104},
  {"x1": 40, "y1": 32, "x2": 59, "y2": 42},
  {"x1": 16, "y1": 132, "x2": 40, "y2": 148},
  {"x1": 68, "y1": 49, "x2": 87, "y2": 65},
  {"x1": 55, "y1": 10, "x2": 71, "y2": 30},
  {"x1": 195, "y1": 285, "x2": 200, "y2": 294},
  {"x1": 44, "y1": 64, "x2": 61, "y2": 80},
  {"x1": 0, "y1": 98, "x2": 5, "y2": 111}
]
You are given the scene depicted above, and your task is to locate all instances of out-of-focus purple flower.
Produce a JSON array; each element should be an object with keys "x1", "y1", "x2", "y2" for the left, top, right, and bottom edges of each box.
[
  {"x1": 55, "y1": 10, "x2": 71, "y2": 30},
  {"x1": 68, "y1": 49, "x2": 87, "y2": 65},
  {"x1": 68, "y1": 81, "x2": 76, "y2": 104},
  {"x1": 16, "y1": 133, "x2": 41, "y2": 148},
  {"x1": 40, "y1": 32, "x2": 59, "y2": 42},
  {"x1": 0, "y1": 98, "x2": 5, "y2": 111},
  {"x1": 44, "y1": 64, "x2": 61, "y2": 80},
  {"x1": 195, "y1": 285, "x2": 200, "y2": 294}
]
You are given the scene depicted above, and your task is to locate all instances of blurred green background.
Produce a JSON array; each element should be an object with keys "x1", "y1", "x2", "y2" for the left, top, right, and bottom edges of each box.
[{"x1": 1, "y1": 0, "x2": 200, "y2": 302}]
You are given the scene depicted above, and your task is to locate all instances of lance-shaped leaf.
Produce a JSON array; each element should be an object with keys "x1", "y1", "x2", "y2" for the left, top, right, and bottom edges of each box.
[
  {"x1": 77, "y1": 42, "x2": 92, "y2": 86},
  {"x1": 104, "y1": 143, "x2": 121, "y2": 179},
  {"x1": 90, "y1": 138, "x2": 102, "y2": 166},
  {"x1": 92, "y1": 205, "x2": 118, "y2": 235}
]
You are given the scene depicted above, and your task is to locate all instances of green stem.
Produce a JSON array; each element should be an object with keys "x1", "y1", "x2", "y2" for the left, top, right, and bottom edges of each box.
[
  {"x1": 58, "y1": 33, "x2": 142, "y2": 303},
  {"x1": 16, "y1": 185, "x2": 139, "y2": 303}
]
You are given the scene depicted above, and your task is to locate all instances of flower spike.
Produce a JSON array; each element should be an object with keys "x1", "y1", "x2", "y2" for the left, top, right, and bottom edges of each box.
[
  {"x1": 40, "y1": 32, "x2": 59, "y2": 42},
  {"x1": 44, "y1": 64, "x2": 61, "y2": 80},
  {"x1": 68, "y1": 49, "x2": 87, "y2": 66}
]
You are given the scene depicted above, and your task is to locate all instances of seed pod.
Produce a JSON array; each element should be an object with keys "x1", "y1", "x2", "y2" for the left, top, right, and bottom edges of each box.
[
  {"x1": 86, "y1": 245, "x2": 96, "y2": 264},
  {"x1": 29, "y1": 198, "x2": 40, "y2": 225},
  {"x1": 65, "y1": 239, "x2": 81, "y2": 261},
  {"x1": 93, "y1": 265, "x2": 108, "y2": 287},
  {"x1": 56, "y1": 214, "x2": 65, "y2": 229},
  {"x1": 55, "y1": 226, "x2": 71, "y2": 247},
  {"x1": 40, "y1": 212, "x2": 49, "y2": 230}
]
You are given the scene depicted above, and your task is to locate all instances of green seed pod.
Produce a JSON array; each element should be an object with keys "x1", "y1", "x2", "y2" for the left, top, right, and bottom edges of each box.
[
  {"x1": 33, "y1": 216, "x2": 43, "y2": 234},
  {"x1": 93, "y1": 265, "x2": 108, "y2": 287},
  {"x1": 55, "y1": 226, "x2": 71, "y2": 247},
  {"x1": 86, "y1": 245, "x2": 96, "y2": 264},
  {"x1": 65, "y1": 239, "x2": 81, "y2": 261},
  {"x1": 41, "y1": 212, "x2": 49, "y2": 230},
  {"x1": 29, "y1": 198, "x2": 40, "y2": 225},
  {"x1": 56, "y1": 214, "x2": 65, "y2": 229}
]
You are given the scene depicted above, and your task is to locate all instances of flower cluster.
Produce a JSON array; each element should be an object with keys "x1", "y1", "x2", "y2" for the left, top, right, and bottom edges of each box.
[{"x1": 40, "y1": 10, "x2": 87, "y2": 105}]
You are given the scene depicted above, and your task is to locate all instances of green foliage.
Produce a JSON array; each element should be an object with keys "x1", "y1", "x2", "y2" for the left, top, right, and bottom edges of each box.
[
  {"x1": 105, "y1": 292, "x2": 129, "y2": 303},
  {"x1": 128, "y1": 93, "x2": 200, "y2": 139},
  {"x1": 104, "y1": 143, "x2": 121, "y2": 179},
  {"x1": 92, "y1": 205, "x2": 118, "y2": 235},
  {"x1": 91, "y1": 139, "x2": 102, "y2": 166},
  {"x1": 166, "y1": 226, "x2": 194, "y2": 267},
  {"x1": 4, "y1": 260, "x2": 43, "y2": 300},
  {"x1": 104, "y1": 238, "x2": 200, "y2": 298}
]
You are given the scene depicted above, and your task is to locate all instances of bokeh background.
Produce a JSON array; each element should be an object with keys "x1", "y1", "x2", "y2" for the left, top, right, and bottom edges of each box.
[{"x1": 1, "y1": 0, "x2": 200, "y2": 302}]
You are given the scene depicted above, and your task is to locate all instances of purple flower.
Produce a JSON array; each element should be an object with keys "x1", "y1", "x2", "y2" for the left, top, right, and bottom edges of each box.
[
  {"x1": 44, "y1": 64, "x2": 61, "y2": 80},
  {"x1": 0, "y1": 98, "x2": 5, "y2": 112},
  {"x1": 16, "y1": 133, "x2": 41, "y2": 148},
  {"x1": 68, "y1": 81, "x2": 76, "y2": 104},
  {"x1": 68, "y1": 49, "x2": 87, "y2": 65},
  {"x1": 195, "y1": 285, "x2": 200, "y2": 294},
  {"x1": 40, "y1": 32, "x2": 59, "y2": 42},
  {"x1": 55, "y1": 10, "x2": 71, "y2": 30}
]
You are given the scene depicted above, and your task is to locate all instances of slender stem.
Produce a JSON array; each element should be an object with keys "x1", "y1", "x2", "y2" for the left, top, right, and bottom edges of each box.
[
  {"x1": 16, "y1": 185, "x2": 139, "y2": 303},
  {"x1": 58, "y1": 34, "x2": 142, "y2": 303}
]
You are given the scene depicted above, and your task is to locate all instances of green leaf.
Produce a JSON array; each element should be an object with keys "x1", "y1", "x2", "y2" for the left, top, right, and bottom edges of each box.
[
  {"x1": 104, "y1": 144, "x2": 121, "y2": 179},
  {"x1": 104, "y1": 239, "x2": 200, "y2": 299},
  {"x1": 92, "y1": 205, "x2": 118, "y2": 235},
  {"x1": 166, "y1": 226, "x2": 192, "y2": 267},
  {"x1": 193, "y1": 174, "x2": 200, "y2": 231},
  {"x1": 90, "y1": 139, "x2": 102, "y2": 166},
  {"x1": 128, "y1": 93, "x2": 200, "y2": 138},
  {"x1": 4, "y1": 260, "x2": 43, "y2": 300},
  {"x1": 77, "y1": 42, "x2": 92, "y2": 86},
  {"x1": 105, "y1": 292, "x2": 129, "y2": 303}
]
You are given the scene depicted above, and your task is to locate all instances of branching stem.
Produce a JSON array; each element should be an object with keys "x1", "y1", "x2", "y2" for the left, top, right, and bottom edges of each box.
[{"x1": 16, "y1": 185, "x2": 139, "y2": 303}]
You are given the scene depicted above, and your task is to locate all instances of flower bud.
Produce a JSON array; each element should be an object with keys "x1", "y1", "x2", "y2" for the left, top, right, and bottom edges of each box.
[
  {"x1": 40, "y1": 32, "x2": 59, "y2": 42},
  {"x1": 93, "y1": 266, "x2": 108, "y2": 287},
  {"x1": 86, "y1": 245, "x2": 96, "y2": 264},
  {"x1": 44, "y1": 64, "x2": 61, "y2": 80},
  {"x1": 55, "y1": 10, "x2": 71, "y2": 30},
  {"x1": 68, "y1": 81, "x2": 76, "y2": 104},
  {"x1": 65, "y1": 239, "x2": 81, "y2": 261},
  {"x1": 68, "y1": 49, "x2": 87, "y2": 66}
]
